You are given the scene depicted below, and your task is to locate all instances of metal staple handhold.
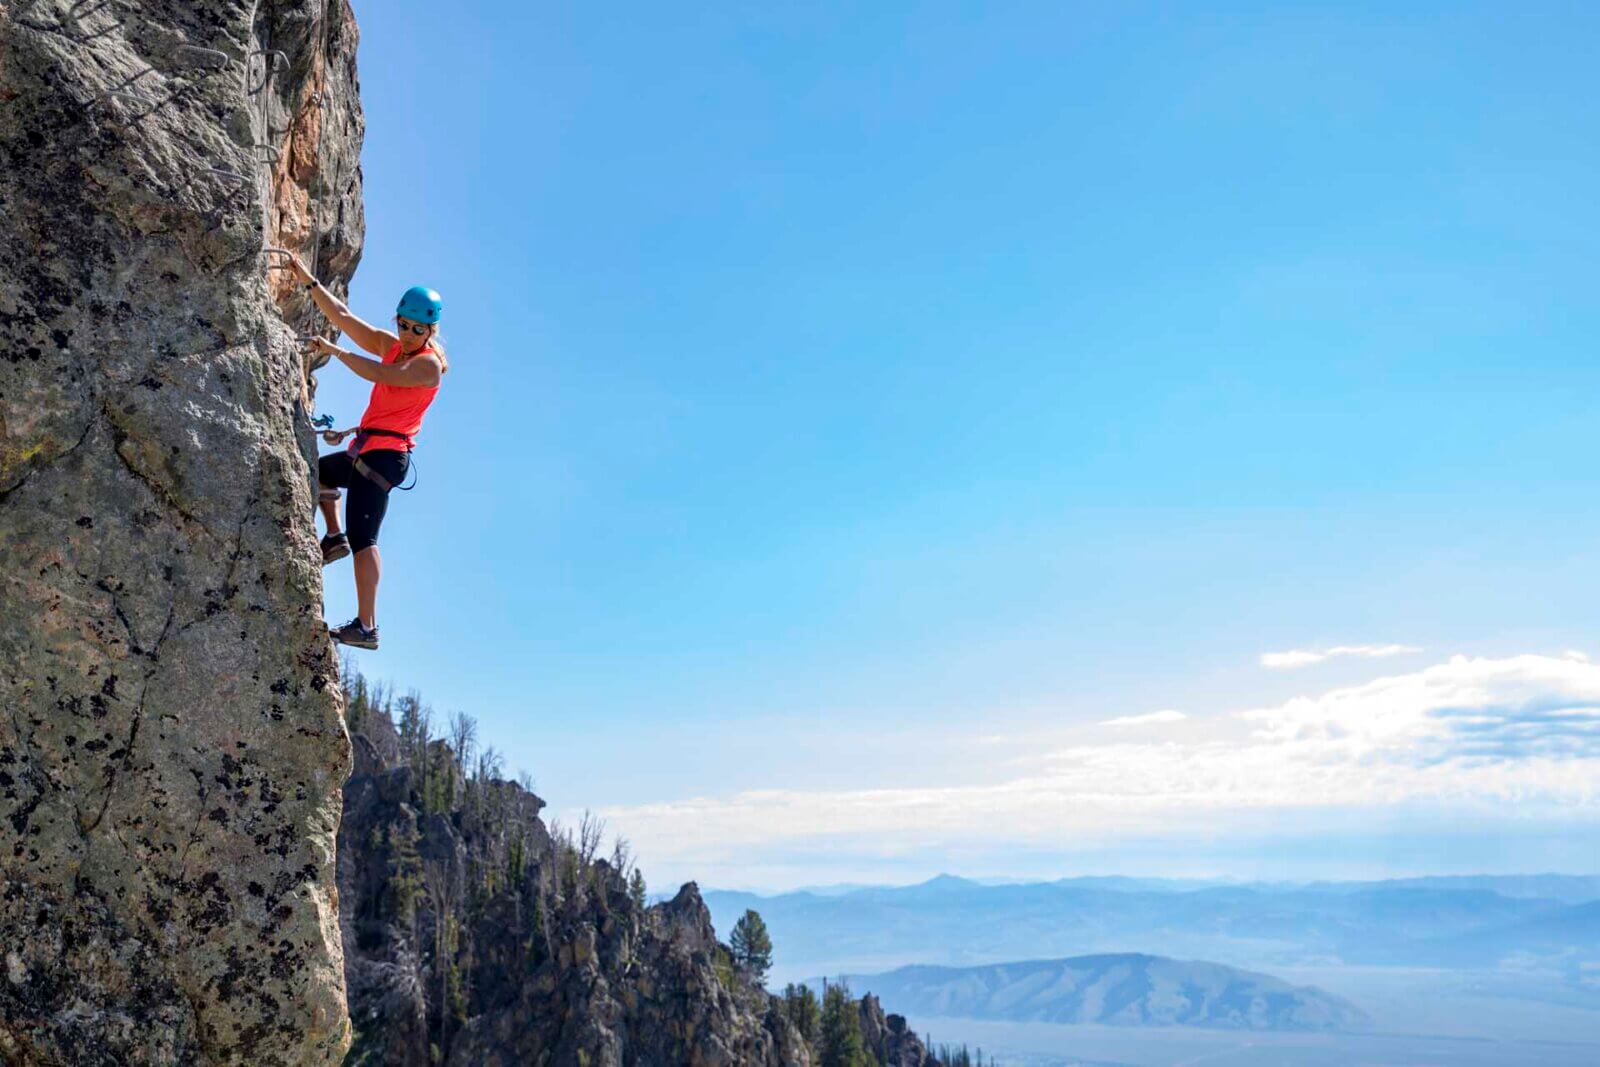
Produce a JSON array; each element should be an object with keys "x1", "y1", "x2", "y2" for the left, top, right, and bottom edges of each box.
[
  {"x1": 67, "y1": 0, "x2": 121, "y2": 21},
  {"x1": 249, "y1": 49, "x2": 290, "y2": 73},
  {"x1": 205, "y1": 167, "x2": 249, "y2": 184},
  {"x1": 254, "y1": 143, "x2": 282, "y2": 162},
  {"x1": 18, "y1": 0, "x2": 123, "y2": 39},
  {"x1": 175, "y1": 44, "x2": 231, "y2": 70}
]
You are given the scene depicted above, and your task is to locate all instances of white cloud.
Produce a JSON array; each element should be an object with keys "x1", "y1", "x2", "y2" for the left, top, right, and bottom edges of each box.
[
  {"x1": 596, "y1": 654, "x2": 1600, "y2": 873},
  {"x1": 1260, "y1": 643, "x2": 1421, "y2": 669},
  {"x1": 1100, "y1": 709, "x2": 1188, "y2": 728}
]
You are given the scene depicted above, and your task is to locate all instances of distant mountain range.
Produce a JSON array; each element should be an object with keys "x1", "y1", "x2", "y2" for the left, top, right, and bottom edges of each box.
[
  {"x1": 1296, "y1": 875, "x2": 1600, "y2": 905},
  {"x1": 966, "y1": 873, "x2": 1600, "y2": 903},
  {"x1": 740, "y1": 874, "x2": 1600, "y2": 903},
  {"x1": 844, "y1": 954, "x2": 1371, "y2": 1032},
  {"x1": 705, "y1": 873, "x2": 1600, "y2": 982},
  {"x1": 1422, "y1": 900, "x2": 1600, "y2": 967}
]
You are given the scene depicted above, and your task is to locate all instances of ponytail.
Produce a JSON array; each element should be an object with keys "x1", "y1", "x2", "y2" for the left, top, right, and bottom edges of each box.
[{"x1": 428, "y1": 334, "x2": 449, "y2": 374}]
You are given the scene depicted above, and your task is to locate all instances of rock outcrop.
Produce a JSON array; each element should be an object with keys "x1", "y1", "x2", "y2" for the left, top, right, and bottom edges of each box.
[
  {"x1": 338, "y1": 683, "x2": 814, "y2": 1066},
  {"x1": 1, "y1": 1, "x2": 364, "y2": 1063},
  {"x1": 858, "y1": 995, "x2": 939, "y2": 1067}
]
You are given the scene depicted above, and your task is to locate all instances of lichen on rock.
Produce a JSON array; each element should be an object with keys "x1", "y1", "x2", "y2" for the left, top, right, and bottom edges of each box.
[{"x1": 0, "y1": 1, "x2": 365, "y2": 1063}]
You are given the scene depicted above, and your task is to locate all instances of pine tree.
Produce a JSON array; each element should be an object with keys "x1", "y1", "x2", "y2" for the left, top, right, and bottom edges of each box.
[
  {"x1": 628, "y1": 868, "x2": 647, "y2": 910},
  {"x1": 507, "y1": 834, "x2": 527, "y2": 888},
  {"x1": 819, "y1": 981, "x2": 871, "y2": 1067},
  {"x1": 729, "y1": 909, "x2": 773, "y2": 983},
  {"x1": 782, "y1": 983, "x2": 821, "y2": 1050},
  {"x1": 931, "y1": 1043, "x2": 991, "y2": 1067}
]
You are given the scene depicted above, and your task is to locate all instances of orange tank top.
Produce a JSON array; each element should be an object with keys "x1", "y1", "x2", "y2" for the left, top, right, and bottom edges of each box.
[{"x1": 352, "y1": 343, "x2": 441, "y2": 454}]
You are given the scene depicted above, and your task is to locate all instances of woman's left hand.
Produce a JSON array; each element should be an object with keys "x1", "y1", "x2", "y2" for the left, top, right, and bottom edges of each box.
[{"x1": 308, "y1": 336, "x2": 346, "y2": 359}]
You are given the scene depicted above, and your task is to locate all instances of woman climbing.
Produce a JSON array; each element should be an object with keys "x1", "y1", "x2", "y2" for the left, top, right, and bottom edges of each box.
[{"x1": 274, "y1": 250, "x2": 446, "y2": 650}]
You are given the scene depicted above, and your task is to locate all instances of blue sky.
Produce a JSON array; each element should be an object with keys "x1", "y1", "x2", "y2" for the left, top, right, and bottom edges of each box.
[{"x1": 325, "y1": 1, "x2": 1600, "y2": 889}]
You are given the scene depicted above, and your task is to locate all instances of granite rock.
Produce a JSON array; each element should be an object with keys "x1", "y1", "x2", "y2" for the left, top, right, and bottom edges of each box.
[{"x1": 0, "y1": 1, "x2": 365, "y2": 1062}]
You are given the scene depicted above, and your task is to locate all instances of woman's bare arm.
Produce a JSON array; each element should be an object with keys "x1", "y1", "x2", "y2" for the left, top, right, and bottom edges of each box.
[
  {"x1": 309, "y1": 286, "x2": 396, "y2": 357},
  {"x1": 271, "y1": 249, "x2": 398, "y2": 356},
  {"x1": 314, "y1": 339, "x2": 443, "y2": 388}
]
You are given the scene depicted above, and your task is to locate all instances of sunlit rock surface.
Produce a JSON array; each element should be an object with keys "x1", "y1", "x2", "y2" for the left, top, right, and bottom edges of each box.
[{"x1": 1, "y1": 1, "x2": 364, "y2": 1062}]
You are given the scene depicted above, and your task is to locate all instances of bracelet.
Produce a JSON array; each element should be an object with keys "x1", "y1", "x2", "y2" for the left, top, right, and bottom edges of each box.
[{"x1": 305, "y1": 279, "x2": 319, "y2": 292}]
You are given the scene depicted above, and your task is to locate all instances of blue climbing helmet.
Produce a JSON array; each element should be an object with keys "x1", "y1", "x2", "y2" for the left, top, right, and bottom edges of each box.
[{"x1": 396, "y1": 285, "x2": 443, "y2": 325}]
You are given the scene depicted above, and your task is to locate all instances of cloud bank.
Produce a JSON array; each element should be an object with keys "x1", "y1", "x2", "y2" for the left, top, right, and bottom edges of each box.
[
  {"x1": 1260, "y1": 643, "x2": 1422, "y2": 669},
  {"x1": 600, "y1": 654, "x2": 1600, "y2": 881},
  {"x1": 1100, "y1": 709, "x2": 1188, "y2": 727}
]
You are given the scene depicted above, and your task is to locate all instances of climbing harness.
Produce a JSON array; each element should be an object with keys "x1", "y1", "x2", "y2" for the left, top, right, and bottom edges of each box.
[
  {"x1": 318, "y1": 426, "x2": 419, "y2": 493},
  {"x1": 349, "y1": 428, "x2": 418, "y2": 492}
]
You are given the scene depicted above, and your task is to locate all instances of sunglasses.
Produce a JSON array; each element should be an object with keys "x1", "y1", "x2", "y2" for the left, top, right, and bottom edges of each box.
[{"x1": 396, "y1": 319, "x2": 432, "y2": 337}]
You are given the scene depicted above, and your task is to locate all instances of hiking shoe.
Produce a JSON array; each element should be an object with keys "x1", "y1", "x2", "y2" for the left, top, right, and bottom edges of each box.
[
  {"x1": 329, "y1": 617, "x2": 379, "y2": 650},
  {"x1": 321, "y1": 533, "x2": 350, "y2": 566}
]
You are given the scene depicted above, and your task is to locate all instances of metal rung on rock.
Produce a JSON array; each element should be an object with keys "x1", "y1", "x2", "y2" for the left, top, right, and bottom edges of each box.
[
  {"x1": 250, "y1": 49, "x2": 290, "y2": 73},
  {"x1": 64, "y1": 0, "x2": 122, "y2": 23},
  {"x1": 175, "y1": 45, "x2": 231, "y2": 70},
  {"x1": 19, "y1": 0, "x2": 123, "y2": 39}
]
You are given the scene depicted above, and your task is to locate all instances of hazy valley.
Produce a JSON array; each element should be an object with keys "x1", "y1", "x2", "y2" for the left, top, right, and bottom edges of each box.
[{"x1": 707, "y1": 873, "x2": 1600, "y2": 1065}]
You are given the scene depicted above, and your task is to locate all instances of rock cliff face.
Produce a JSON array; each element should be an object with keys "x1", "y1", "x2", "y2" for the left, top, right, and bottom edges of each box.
[{"x1": 0, "y1": 2, "x2": 364, "y2": 1063}]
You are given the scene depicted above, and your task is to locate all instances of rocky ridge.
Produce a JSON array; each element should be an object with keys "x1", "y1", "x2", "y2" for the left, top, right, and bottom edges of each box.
[
  {"x1": 338, "y1": 677, "x2": 947, "y2": 1067},
  {"x1": 848, "y1": 954, "x2": 1372, "y2": 1032}
]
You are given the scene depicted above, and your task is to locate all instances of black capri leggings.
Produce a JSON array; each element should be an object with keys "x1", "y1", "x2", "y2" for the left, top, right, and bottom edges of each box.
[{"x1": 318, "y1": 448, "x2": 410, "y2": 553}]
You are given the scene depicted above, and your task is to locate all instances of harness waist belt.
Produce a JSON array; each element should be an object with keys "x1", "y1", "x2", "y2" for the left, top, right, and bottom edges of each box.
[
  {"x1": 349, "y1": 427, "x2": 411, "y2": 492},
  {"x1": 354, "y1": 426, "x2": 412, "y2": 446}
]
